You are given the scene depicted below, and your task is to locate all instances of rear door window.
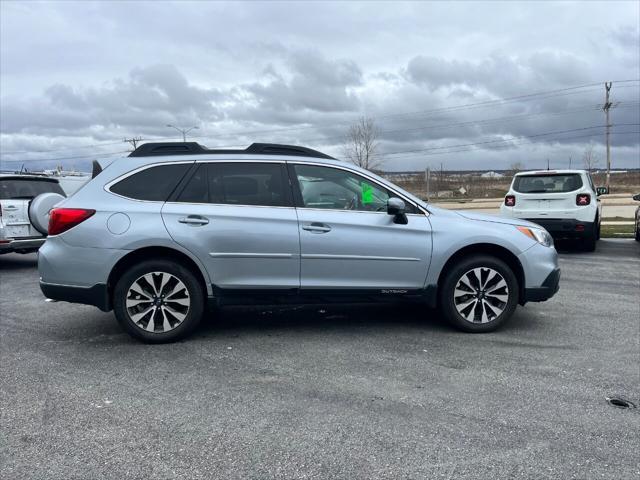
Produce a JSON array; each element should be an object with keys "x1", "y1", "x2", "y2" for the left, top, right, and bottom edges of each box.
[
  {"x1": 110, "y1": 163, "x2": 191, "y2": 201},
  {"x1": 0, "y1": 178, "x2": 65, "y2": 199},
  {"x1": 513, "y1": 174, "x2": 583, "y2": 193},
  {"x1": 176, "y1": 162, "x2": 291, "y2": 207}
]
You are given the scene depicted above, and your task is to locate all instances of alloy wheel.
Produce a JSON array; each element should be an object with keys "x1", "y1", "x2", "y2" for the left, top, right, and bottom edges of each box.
[
  {"x1": 125, "y1": 272, "x2": 190, "y2": 333},
  {"x1": 453, "y1": 267, "x2": 509, "y2": 324}
]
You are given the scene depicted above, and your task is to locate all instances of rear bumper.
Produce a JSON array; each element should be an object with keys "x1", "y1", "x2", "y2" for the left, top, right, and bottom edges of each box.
[
  {"x1": 523, "y1": 268, "x2": 560, "y2": 303},
  {"x1": 40, "y1": 281, "x2": 111, "y2": 311},
  {"x1": 525, "y1": 218, "x2": 594, "y2": 238},
  {"x1": 0, "y1": 237, "x2": 46, "y2": 253}
]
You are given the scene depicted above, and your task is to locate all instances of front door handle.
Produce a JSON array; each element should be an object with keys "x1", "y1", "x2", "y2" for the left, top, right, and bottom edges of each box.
[
  {"x1": 178, "y1": 215, "x2": 209, "y2": 226},
  {"x1": 302, "y1": 222, "x2": 331, "y2": 233}
]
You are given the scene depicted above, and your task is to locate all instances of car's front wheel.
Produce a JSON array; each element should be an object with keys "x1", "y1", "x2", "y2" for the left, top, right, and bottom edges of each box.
[
  {"x1": 113, "y1": 259, "x2": 204, "y2": 343},
  {"x1": 439, "y1": 255, "x2": 519, "y2": 333}
]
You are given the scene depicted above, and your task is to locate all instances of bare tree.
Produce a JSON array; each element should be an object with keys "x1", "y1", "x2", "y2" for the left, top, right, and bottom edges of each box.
[
  {"x1": 343, "y1": 116, "x2": 381, "y2": 170},
  {"x1": 509, "y1": 161, "x2": 524, "y2": 176},
  {"x1": 582, "y1": 145, "x2": 599, "y2": 172}
]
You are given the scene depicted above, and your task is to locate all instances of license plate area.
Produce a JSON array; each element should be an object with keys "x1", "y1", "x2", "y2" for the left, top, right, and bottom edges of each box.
[{"x1": 3, "y1": 225, "x2": 30, "y2": 238}]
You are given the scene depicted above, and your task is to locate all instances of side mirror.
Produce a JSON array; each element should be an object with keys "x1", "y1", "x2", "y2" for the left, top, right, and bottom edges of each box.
[
  {"x1": 633, "y1": 193, "x2": 640, "y2": 202},
  {"x1": 387, "y1": 197, "x2": 408, "y2": 224},
  {"x1": 596, "y1": 186, "x2": 609, "y2": 196}
]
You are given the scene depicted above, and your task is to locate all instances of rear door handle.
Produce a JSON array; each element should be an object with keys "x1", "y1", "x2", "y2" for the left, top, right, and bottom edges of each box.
[
  {"x1": 302, "y1": 222, "x2": 331, "y2": 233},
  {"x1": 178, "y1": 215, "x2": 209, "y2": 226}
]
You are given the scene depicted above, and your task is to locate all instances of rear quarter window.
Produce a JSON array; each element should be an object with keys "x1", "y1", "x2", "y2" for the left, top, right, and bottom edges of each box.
[
  {"x1": 513, "y1": 174, "x2": 583, "y2": 193},
  {"x1": 109, "y1": 164, "x2": 191, "y2": 201}
]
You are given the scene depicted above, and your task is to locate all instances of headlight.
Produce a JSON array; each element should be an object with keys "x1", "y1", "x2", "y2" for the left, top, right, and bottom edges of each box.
[{"x1": 516, "y1": 226, "x2": 554, "y2": 247}]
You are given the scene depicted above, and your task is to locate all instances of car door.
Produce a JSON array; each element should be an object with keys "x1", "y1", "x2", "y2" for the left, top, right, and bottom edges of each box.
[
  {"x1": 162, "y1": 161, "x2": 300, "y2": 290},
  {"x1": 289, "y1": 163, "x2": 432, "y2": 291}
]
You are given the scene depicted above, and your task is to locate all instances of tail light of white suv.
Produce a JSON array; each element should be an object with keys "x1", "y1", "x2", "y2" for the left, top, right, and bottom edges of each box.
[
  {"x1": 504, "y1": 195, "x2": 516, "y2": 207},
  {"x1": 576, "y1": 193, "x2": 591, "y2": 206}
]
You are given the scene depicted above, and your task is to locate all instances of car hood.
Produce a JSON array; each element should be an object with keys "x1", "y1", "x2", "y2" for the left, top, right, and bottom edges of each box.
[
  {"x1": 427, "y1": 205, "x2": 539, "y2": 228},
  {"x1": 454, "y1": 210, "x2": 539, "y2": 228}
]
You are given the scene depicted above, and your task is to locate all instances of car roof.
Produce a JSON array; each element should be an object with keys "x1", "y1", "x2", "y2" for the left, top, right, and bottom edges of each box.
[
  {"x1": 0, "y1": 173, "x2": 59, "y2": 182},
  {"x1": 128, "y1": 142, "x2": 336, "y2": 160},
  {"x1": 514, "y1": 169, "x2": 588, "y2": 176}
]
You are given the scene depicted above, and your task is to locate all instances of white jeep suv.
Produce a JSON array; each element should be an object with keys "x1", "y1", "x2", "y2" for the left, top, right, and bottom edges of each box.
[{"x1": 500, "y1": 170, "x2": 604, "y2": 251}]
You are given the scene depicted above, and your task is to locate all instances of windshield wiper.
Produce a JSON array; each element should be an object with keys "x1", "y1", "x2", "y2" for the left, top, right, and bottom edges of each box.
[{"x1": 8, "y1": 196, "x2": 35, "y2": 199}]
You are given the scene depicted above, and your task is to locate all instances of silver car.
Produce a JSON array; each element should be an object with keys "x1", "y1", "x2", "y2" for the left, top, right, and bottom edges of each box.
[{"x1": 37, "y1": 142, "x2": 559, "y2": 343}]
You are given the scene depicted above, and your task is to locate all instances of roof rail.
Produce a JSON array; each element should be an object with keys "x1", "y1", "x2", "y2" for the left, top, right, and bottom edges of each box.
[{"x1": 128, "y1": 142, "x2": 335, "y2": 160}]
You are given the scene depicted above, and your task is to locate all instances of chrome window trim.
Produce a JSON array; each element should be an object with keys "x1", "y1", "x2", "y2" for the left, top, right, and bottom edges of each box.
[
  {"x1": 288, "y1": 161, "x2": 429, "y2": 216},
  {"x1": 104, "y1": 157, "x2": 429, "y2": 215},
  {"x1": 164, "y1": 201, "x2": 296, "y2": 210}
]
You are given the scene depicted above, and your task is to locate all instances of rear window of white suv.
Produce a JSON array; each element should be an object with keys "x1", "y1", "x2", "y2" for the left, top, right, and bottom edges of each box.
[
  {"x1": 0, "y1": 177, "x2": 65, "y2": 199},
  {"x1": 513, "y1": 174, "x2": 583, "y2": 194}
]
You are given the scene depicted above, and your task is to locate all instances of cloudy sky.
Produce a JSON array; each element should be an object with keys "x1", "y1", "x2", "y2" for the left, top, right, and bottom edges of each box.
[{"x1": 1, "y1": 0, "x2": 638, "y2": 172}]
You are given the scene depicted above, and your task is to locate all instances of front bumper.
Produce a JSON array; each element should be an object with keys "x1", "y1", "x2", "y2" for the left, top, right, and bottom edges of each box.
[
  {"x1": 0, "y1": 237, "x2": 46, "y2": 254},
  {"x1": 40, "y1": 281, "x2": 111, "y2": 311},
  {"x1": 523, "y1": 268, "x2": 560, "y2": 303},
  {"x1": 525, "y1": 218, "x2": 594, "y2": 239}
]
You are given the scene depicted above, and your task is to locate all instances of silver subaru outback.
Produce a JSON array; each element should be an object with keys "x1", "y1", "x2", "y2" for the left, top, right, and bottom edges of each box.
[{"x1": 38, "y1": 142, "x2": 559, "y2": 343}]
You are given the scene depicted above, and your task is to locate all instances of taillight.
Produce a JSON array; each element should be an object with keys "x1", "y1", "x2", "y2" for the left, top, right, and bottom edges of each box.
[
  {"x1": 505, "y1": 195, "x2": 516, "y2": 207},
  {"x1": 48, "y1": 208, "x2": 95, "y2": 235},
  {"x1": 576, "y1": 193, "x2": 591, "y2": 206}
]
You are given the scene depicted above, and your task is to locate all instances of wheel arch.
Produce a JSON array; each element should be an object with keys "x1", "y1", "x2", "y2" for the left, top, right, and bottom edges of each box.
[
  {"x1": 107, "y1": 246, "x2": 209, "y2": 307},
  {"x1": 436, "y1": 243, "x2": 525, "y2": 305}
]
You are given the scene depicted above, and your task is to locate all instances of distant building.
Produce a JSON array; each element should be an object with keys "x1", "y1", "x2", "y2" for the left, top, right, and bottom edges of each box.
[{"x1": 480, "y1": 171, "x2": 504, "y2": 178}]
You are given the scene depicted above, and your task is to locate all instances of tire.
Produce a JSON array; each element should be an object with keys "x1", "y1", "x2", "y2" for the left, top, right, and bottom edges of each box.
[
  {"x1": 439, "y1": 255, "x2": 519, "y2": 333},
  {"x1": 582, "y1": 223, "x2": 597, "y2": 252},
  {"x1": 595, "y1": 217, "x2": 601, "y2": 240},
  {"x1": 113, "y1": 259, "x2": 205, "y2": 343},
  {"x1": 635, "y1": 222, "x2": 640, "y2": 242}
]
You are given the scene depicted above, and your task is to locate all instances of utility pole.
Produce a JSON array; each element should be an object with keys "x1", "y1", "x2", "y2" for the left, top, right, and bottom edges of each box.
[
  {"x1": 603, "y1": 82, "x2": 613, "y2": 189},
  {"x1": 123, "y1": 137, "x2": 143, "y2": 151},
  {"x1": 547, "y1": 158, "x2": 550, "y2": 170},
  {"x1": 425, "y1": 167, "x2": 431, "y2": 200},
  {"x1": 569, "y1": 156, "x2": 572, "y2": 169}
]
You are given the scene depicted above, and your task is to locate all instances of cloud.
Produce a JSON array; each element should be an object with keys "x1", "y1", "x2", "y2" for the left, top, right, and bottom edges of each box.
[
  {"x1": 2, "y1": 65, "x2": 221, "y2": 136},
  {"x1": 239, "y1": 50, "x2": 363, "y2": 115},
  {"x1": 0, "y1": 1, "x2": 638, "y2": 171},
  {"x1": 405, "y1": 52, "x2": 590, "y2": 96}
]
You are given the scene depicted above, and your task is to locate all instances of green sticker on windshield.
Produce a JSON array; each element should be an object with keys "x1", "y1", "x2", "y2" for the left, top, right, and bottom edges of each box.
[{"x1": 361, "y1": 182, "x2": 374, "y2": 204}]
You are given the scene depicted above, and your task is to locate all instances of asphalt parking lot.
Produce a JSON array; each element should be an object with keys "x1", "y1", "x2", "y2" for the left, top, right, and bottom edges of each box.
[{"x1": 1, "y1": 239, "x2": 638, "y2": 479}]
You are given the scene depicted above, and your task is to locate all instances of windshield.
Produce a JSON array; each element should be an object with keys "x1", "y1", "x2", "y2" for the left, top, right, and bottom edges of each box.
[
  {"x1": 0, "y1": 178, "x2": 66, "y2": 199},
  {"x1": 513, "y1": 174, "x2": 583, "y2": 193}
]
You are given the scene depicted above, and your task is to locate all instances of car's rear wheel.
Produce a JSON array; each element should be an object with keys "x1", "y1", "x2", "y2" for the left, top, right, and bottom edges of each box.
[
  {"x1": 635, "y1": 221, "x2": 640, "y2": 242},
  {"x1": 439, "y1": 255, "x2": 519, "y2": 333},
  {"x1": 113, "y1": 259, "x2": 204, "y2": 343},
  {"x1": 582, "y1": 223, "x2": 597, "y2": 252}
]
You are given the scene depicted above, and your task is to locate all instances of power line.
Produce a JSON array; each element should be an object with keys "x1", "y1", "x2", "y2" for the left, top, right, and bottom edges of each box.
[
  {"x1": 5, "y1": 98, "x2": 636, "y2": 160},
  {"x1": 245, "y1": 102, "x2": 639, "y2": 147},
  {"x1": 380, "y1": 124, "x2": 640, "y2": 159},
  {"x1": 1, "y1": 80, "x2": 637, "y2": 162},
  {"x1": 381, "y1": 131, "x2": 640, "y2": 162},
  {"x1": 3, "y1": 80, "x2": 637, "y2": 156},
  {"x1": 0, "y1": 150, "x2": 130, "y2": 164}
]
